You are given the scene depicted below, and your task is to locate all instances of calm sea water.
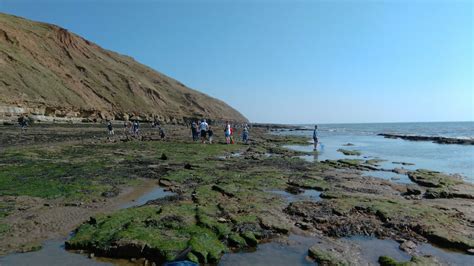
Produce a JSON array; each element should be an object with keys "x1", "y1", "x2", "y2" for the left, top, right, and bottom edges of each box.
[{"x1": 278, "y1": 122, "x2": 474, "y2": 183}]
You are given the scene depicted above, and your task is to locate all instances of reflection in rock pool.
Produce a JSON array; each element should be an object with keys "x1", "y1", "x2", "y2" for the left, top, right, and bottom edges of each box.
[{"x1": 120, "y1": 186, "x2": 174, "y2": 209}]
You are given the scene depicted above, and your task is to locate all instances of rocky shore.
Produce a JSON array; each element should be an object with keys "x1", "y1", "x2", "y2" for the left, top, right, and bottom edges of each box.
[
  {"x1": 0, "y1": 123, "x2": 472, "y2": 265},
  {"x1": 378, "y1": 133, "x2": 474, "y2": 145}
]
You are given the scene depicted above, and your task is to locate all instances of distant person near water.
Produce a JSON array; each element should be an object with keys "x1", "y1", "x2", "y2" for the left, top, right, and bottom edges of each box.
[
  {"x1": 208, "y1": 126, "x2": 214, "y2": 144},
  {"x1": 242, "y1": 124, "x2": 249, "y2": 144},
  {"x1": 224, "y1": 121, "x2": 231, "y2": 144},
  {"x1": 313, "y1": 125, "x2": 319, "y2": 150},
  {"x1": 200, "y1": 119, "x2": 209, "y2": 143},
  {"x1": 107, "y1": 121, "x2": 114, "y2": 136}
]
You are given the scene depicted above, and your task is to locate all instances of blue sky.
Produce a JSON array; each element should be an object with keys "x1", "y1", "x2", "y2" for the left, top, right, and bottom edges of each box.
[{"x1": 1, "y1": 0, "x2": 472, "y2": 123}]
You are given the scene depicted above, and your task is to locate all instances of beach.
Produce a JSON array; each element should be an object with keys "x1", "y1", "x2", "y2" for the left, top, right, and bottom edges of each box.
[{"x1": 0, "y1": 122, "x2": 472, "y2": 265}]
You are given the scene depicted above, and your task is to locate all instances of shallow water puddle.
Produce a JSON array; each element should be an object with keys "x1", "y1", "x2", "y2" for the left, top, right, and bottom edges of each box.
[
  {"x1": 0, "y1": 239, "x2": 112, "y2": 266},
  {"x1": 361, "y1": 170, "x2": 412, "y2": 184},
  {"x1": 219, "y1": 235, "x2": 317, "y2": 266},
  {"x1": 345, "y1": 236, "x2": 411, "y2": 263},
  {"x1": 270, "y1": 189, "x2": 322, "y2": 203},
  {"x1": 418, "y1": 243, "x2": 474, "y2": 265}
]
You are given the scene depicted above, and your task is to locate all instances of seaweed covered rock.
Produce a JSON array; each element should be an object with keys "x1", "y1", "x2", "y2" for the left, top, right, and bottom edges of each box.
[
  {"x1": 378, "y1": 255, "x2": 442, "y2": 266},
  {"x1": 308, "y1": 245, "x2": 350, "y2": 266},
  {"x1": 337, "y1": 149, "x2": 361, "y2": 156},
  {"x1": 408, "y1": 170, "x2": 461, "y2": 188},
  {"x1": 66, "y1": 203, "x2": 228, "y2": 264}
]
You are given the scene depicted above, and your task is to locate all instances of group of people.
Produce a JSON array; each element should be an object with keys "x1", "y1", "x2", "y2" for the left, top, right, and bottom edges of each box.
[
  {"x1": 191, "y1": 119, "x2": 214, "y2": 144},
  {"x1": 106, "y1": 120, "x2": 165, "y2": 139},
  {"x1": 191, "y1": 120, "x2": 250, "y2": 145},
  {"x1": 103, "y1": 118, "x2": 257, "y2": 145}
]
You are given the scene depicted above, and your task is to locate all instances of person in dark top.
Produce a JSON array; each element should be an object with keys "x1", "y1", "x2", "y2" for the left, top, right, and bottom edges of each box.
[
  {"x1": 313, "y1": 125, "x2": 319, "y2": 150},
  {"x1": 191, "y1": 122, "x2": 198, "y2": 141},
  {"x1": 107, "y1": 121, "x2": 114, "y2": 136},
  {"x1": 159, "y1": 126, "x2": 165, "y2": 140},
  {"x1": 133, "y1": 121, "x2": 140, "y2": 136},
  {"x1": 18, "y1": 116, "x2": 28, "y2": 132}
]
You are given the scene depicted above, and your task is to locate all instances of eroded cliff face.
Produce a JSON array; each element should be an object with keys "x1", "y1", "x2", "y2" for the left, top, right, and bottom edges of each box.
[{"x1": 0, "y1": 13, "x2": 247, "y2": 123}]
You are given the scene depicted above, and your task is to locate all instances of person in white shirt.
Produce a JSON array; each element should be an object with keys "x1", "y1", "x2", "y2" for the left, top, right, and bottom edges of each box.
[
  {"x1": 224, "y1": 121, "x2": 231, "y2": 144},
  {"x1": 199, "y1": 119, "x2": 209, "y2": 143}
]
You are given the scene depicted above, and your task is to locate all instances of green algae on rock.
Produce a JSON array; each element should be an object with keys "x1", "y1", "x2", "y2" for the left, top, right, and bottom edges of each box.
[
  {"x1": 378, "y1": 255, "x2": 441, "y2": 266},
  {"x1": 337, "y1": 149, "x2": 362, "y2": 156}
]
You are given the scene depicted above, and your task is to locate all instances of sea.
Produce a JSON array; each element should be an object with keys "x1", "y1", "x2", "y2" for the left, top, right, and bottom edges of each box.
[{"x1": 275, "y1": 121, "x2": 474, "y2": 183}]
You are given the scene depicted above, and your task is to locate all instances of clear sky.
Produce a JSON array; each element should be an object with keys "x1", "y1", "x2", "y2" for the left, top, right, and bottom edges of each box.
[{"x1": 1, "y1": 0, "x2": 473, "y2": 124}]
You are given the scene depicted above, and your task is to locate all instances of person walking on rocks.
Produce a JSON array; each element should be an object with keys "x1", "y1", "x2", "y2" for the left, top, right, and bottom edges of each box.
[
  {"x1": 191, "y1": 122, "x2": 198, "y2": 141},
  {"x1": 18, "y1": 116, "x2": 28, "y2": 133},
  {"x1": 197, "y1": 120, "x2": 201, "y2": 139},
  {"x1": 133, "y1": 121, "x2": 140, "y2": 137},
  {"x1": 200, "y1": 119, "x2": 209, "y2": 143},
  {"x1": 123, "y1": 121, "x2": 128, "y2": 135},
  {"x1": 313, "y1": 125, "x2": 319, "y2": 151},
  {"x1": 242, "y1": 124, "x2": 249, "y2": 144},
  {"x1": 159, "y1": 126, "x2": 166, "y2": 140},
  {"x1": 224, "y1": 122, "x2": 231, "y2": 144},
  {"x1": 107, "y1": 121, "x2": 114, "y2": 136}
]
